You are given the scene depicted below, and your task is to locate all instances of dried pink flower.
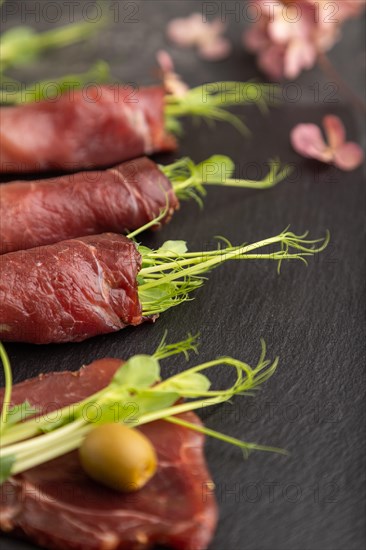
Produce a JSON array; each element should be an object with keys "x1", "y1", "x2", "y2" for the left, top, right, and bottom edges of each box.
[
  {"x1": 244, "y1": 0, "x2": 366, "y2": 80},
  {"x1": 167, "y1": 13, "x2": 232, "y2": 61},
  {"x1": 156, "y1": 50, "x2": 189, "y2": 98},
  {"x1": 291, "y1": 115, "x2": 364, "y2": 171}
]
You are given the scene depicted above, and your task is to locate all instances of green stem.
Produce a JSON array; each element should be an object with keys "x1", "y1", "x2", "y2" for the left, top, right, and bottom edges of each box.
[
  {"x1": 157, "y1": 358, "x2": 254, "y2": 395},
  {"x1": 0, "y1": 336, "x2": 199, "y2": 448},
  {"x1": 0, "y1": 61, "x2": 111, "y2": 104},
  {"x1": 153, "y1": 332, "x2": 199, "y2": 361},
  {"x1": 0, "y1": 386, "x2": 109, "y2": 447},
  {"x1": 5, "y1": 397, "x2": 230, "y2": 475},
  {"x1": 137, "y1": 230, "x2": 329, "y2": 316},
  {"x1": 0, "y1": 344, "x2": 12, "y2": 435},
  {"x1": 160, "y1": 156, "x2": 290, "y2": 205},
  {"x1": 164, "y1": 81, "x2": 279, "y2": 135},
  {"x1": 2, "y1": 399, "x2": 226, "y2": 474},
  {"x1": 127, "y1": 204, "x2": 169, "y2": 240},
  {"x1": 11, "y1": 428, "x2": 89, "y2": 475},
  {"x1": 165, "y1": 416, "x2": 288, "y2": 457},
  {"x1": 1, "y1": 418, "x2": 86, "y2": 458},
  {"x1": 0, "y1": 20, "x2": 106, "y2": 70},
  {"x1": 140, "y1": 233, "x2": 327, "y2": 281},
  {"x1": 0, "y1": 341, "x2": 283, "y2": 478}
]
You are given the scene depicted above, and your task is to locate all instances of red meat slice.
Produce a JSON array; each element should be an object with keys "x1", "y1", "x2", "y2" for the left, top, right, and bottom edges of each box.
[
  {"x1": 0, "y1": 86, "x2": 177, "y2": 173},
  {"x1": 0, "y1": 234, "x2": 146, "y2": 344},
  {"x1": 0, "y1": 157, "x2": 179, "y2": 254},
  {"x1": 0, "y1": 359, "x2": 218, "y2": 550}
]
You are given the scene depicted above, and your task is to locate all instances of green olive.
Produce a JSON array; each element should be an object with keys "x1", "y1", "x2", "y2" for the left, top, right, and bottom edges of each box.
[{"x1": 79, "y1": 423, "x2": 157, "y2": 492}]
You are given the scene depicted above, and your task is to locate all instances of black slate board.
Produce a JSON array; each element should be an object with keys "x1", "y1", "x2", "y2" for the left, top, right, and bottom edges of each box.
[{"x1": 1, "y1": 2, "x2": 365, "y2": 550}]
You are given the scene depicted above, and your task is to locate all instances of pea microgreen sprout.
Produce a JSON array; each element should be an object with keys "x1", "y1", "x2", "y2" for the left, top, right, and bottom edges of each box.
[
  {"x1": 160, "y1": 155, "x2": 291, "y2": 206},
  {"x1": 0, "y1": 343, "x2": 12, "y2": 435},
  {"x1": 0, "y1": 2, "x2": 109, "y2": 104},
  {"x1": 137, "y1": 229, "x2": 330, "y2": 316},
  {"x1": 126, "y1": 201, "x2": 171, "y2": 240},
  {"x1": 0, "y1": 337, "x2": 287, "y2": 484},
  {"x1": 0, "y1": 61, "x2": 112, "y2": 105},
  {"x1": 0, "y1": 17, "x2": 107, "y2": 73},
  {"x1": 153, "y1": 331, "x2": 199, "y2": 360},
  {"x1": 164, "y1": 81, "x2": 278, "y2": 135}
]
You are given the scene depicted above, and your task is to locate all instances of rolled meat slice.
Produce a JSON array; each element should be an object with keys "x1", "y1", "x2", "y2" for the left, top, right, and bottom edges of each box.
[
  {"x1": 0, "y1": 157, "x2": 179, "y2": 254},
  {"x1": 0, "y1": 154, "x2": 290, "y2": 255},
  {"x1": 0, "y1": 233, "x2": 145, "y2": 344},
  {"x1": 0, "y1": 85, "x2": 177, "y2": 173},
  {"x1": 0, "y1": 360, "x2": 218, "y2": 550},
  {"x1": 0, "y1": 230, "x2": 329, "y2": 344}
]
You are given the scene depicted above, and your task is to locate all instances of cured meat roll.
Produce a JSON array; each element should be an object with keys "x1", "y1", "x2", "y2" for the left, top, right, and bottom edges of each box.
[
  {"x1": 0, "y1": 234, "x2": 145, "y2": 344},
  {"x1": 0, "y1": 80, "x2": 276, "y2": 174},
  {"x1": 0, "y1": 155, "x2": 289, "y2": 255},
  {"x1": 0, "y1": 360, "x2": 218, "y2": 550},
  {"x1": 0, "y1": 85, "x2": 177, "y2": 173},
  {"x1": 0, "y1": 157, "x2": 178, "y2": 254},
  {"x1": 0, "y1": 230, "x2": 328, "y2": 344}
]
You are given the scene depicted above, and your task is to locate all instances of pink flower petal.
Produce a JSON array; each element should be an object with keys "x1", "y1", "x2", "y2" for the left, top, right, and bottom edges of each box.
[
  {"x1": 243, "y1": 25, "x2": 269, "y2": 53},
  {"x1": 268, "y1": 3, "x2": 315, "y2": 44},
  {"x1": 198, "y1": 37, "x2": 232, "y2": 61},
  {"x1": 284, "y1": 38, "x2": 317, "y2": 79},
  {"x1": 207, "y1": 18, "x2": 228, "y2": 38},
  {"x1": 316, "y1": 24, "x2": 340, "y2": 53},
  {"x1": 333, "y1": 142, "x2": 364, "y2": 171},
  {"x1": 167, "y1": 13, "x2": 230, "y2": 58},
  {"x1": 155, "y1": 50, "x2": 189, "y2": 98},
  {"x1": 156, "y1": 50, "x2": 174, "y2": 73},
  {"x1": 291, "y1": 123, "x2": 333, "y2": 162},
  {"x1": 167, "y1": 19, "x2": 192, "y2": 47},
  {"x1": 258, "y1": 44, "x2": 286, "y2": 81},
  {"x1": 268, "y1": 15, "x2": 293, "y2": 45},
  {"x1": 323, "y1": 115, "x2": 346, "y2": 150},
  {"x1": 164, "y1": 74, "x2": 189, "y2": 98},
  {"x1": 167, "y1": 14, "x2": 204, "y2": 47}
]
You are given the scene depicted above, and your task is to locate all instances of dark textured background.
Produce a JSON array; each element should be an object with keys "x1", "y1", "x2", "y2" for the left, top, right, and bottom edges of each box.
[{"x1": 1, "y1": 1, "x2": 365, "y2": 549}]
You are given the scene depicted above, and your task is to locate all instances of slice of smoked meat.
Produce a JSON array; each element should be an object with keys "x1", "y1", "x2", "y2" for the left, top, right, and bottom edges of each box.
[
  {"x1": 0, "y1": 234, "x2": 146, "y2": 344},
  {"x1": 0, "y1": 157, "x2": 179, "y2": 254},
  {"x1": 0, "y1": 359, "x2": 218, "y2": 550},
  {"x1": 0, "y1": 86, "x2": 177, "y2": 174}
]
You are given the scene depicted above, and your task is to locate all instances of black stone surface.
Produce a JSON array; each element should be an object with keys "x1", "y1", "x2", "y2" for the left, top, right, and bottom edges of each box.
[{"x1": 0, "y1": 2, "x2": 365, "y2": 550}]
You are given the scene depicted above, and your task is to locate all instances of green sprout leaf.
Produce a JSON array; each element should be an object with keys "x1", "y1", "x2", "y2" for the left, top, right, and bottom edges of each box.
[
  {"x1": 137, "y1": 284, "x2": 182, "y2": 312},
  {"x1": 0, "y1": 338, "x2": 286, "y2": 480},
  {"x1": 89, "y1": 392, "x2": 132, "y2": 425},
  {"x1": 195, "y1": 155, "x2": 235, "y2": 183},
  {"x1": 161, "y1": 155, "x2": 291, "y2": 206},
  {"x1": 111, "y1": 356, "x2": 161, "y2": 390},
  {"x1": 133, "y1": 390, "x2": 180, "y2": 417},
  {"x1": 157, "y1": 240, "x2": 188, "y2": 255}
]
